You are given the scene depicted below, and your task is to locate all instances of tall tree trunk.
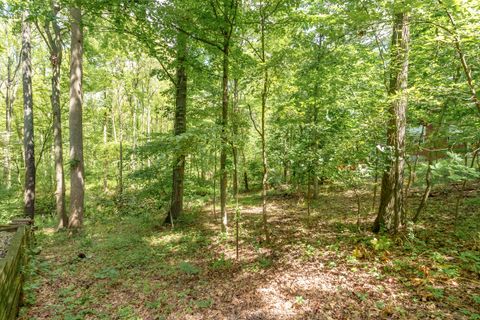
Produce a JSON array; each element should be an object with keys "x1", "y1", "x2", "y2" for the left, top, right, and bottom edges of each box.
[
  {"x1": 44, "y1": 2, "x2": 68, "y2": 228},
  {"x1": 259, "y1": 11, "x2": 270, "y2": 243},
  {"x1": 166, "y1": 32, "x2": 187, "y2": 224},
  {"x1": 220, "y1": 35, "x2": 229, "y2": 233},
  {"x1": 118, "y1": 97, "x2": 123, "y2": 197},
  {"x1": 231, "y1": 78, "x2": 239, "y2": 197},
  {"x1": 4, "y1": 56, "x2": 14, "y2": 189},
  {"x1": 22, "y1": 12, "x2": 35, "y2": 219},
  {"x1": 373, "y1": 10, "x2": 409, "y2": 234},
  {"x1": 103, "y1": 109, "x2": 108, "y2": 192},
  {"x1": 146, "y1": 103, "x2": 152, "y2": 167},
  {"x1": 68, "y1": 7, "x2": 85, "y2": 229},
  {"x1": 213, "y1": 149, "x2": 217, "y2": 217}
]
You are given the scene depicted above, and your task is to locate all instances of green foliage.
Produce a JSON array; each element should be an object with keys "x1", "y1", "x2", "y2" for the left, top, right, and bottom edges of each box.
[
  {"x1": 427, "y1": 152, "x2": 480, "y2": 184},
  {"x1": 210, "y1": 254, "x2": 233, "y2": 271},
  {"x1": 458, "y1": 251, "x2": 480, "y2": 275},
  {"x1": 94, "y1": 267, "x2": 119, "y2": 280},
  {"x1": 194, "y1": 298, "x2": 213, "y2": 309},
  {"x1": 369, "y1": 236, "x2": 392, "y2": 252},
  {"x1": 178, "y1": 261, "x2": 200, "y2": 275}
]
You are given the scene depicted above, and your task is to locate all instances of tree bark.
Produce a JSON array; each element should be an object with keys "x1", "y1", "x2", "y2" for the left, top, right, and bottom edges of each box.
[
  {"x1": 103, "y1": 109, "x2": 108, "y2": 192},
  {"x1": 3, "y1": 54, "x2": 17, "y2": 189},
  {"x1": 242, "y1": 150, "x2": 249, "y2": 192},
  {"x1": 166, "y1": 32, "x2": 187, "y2": 224},
  {"x1": 260, "y1": 12, "x2": 270, "y2": 243},
  {"x1": 68, "y1": 7, "x2": 85, "y2": 229},
  {"x1": 43, "y1": 2, "x2": 68, "y2": 228},
  {"x1": 118, "y1": 95, "x2": 123, "y2": 197},
  {"x1": 3, "y1": 28, "x2": 20, "y2": 190},
  {"x1": 220, "y1": 32, "x2": 230, "y2": 233},
  {"x1": 231, "y1": 78, "x2": 239, "y2": 197},
  {"x1": 22, "y1": 11, "x2": 35, "y2": 219},
  {"x1": 373, "y1": 11, "x2": 409, "y2": 234}
]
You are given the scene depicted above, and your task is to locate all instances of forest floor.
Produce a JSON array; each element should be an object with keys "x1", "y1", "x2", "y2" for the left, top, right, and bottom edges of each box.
[{"x1": 19, "y1": 183, "x2": 480, "y2": 320}]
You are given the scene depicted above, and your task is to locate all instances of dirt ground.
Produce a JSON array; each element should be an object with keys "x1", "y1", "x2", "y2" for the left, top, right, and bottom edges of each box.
[{"x1": 19, "y1": 184, "x2": 480, "y2": 319}]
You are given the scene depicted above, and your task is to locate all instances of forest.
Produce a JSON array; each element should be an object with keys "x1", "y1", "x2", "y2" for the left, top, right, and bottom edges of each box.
[{"x1": 0, "y1": 0, "x2": 479, "y2": 319}]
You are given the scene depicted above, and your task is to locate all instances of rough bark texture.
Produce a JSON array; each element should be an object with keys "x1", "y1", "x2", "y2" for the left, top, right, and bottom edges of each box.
[
  {"x1": 68, "y1": 7, "x2": 85, "y2": 229},
  {"x1": 373, "y1": 11, "x2": 409, "y2": 234},
  {"x1": 45, "y1": 2, "x2": 68, "y2": 228},
  {"x1": 166, "y1": 32, "x2": 187, "y2": 224},
  {"x1": 22, "y1": 12, "x2": 35, "y2": 219}
]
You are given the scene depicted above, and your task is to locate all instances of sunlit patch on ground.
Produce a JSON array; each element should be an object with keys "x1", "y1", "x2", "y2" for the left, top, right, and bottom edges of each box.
[{"x1": 18, "y1": 183, "x2": 480, "y2": 319}]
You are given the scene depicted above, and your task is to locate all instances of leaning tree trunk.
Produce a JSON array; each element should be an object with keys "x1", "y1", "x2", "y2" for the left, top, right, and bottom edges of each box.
[
  {"x1": 22, "y1": 12, "x2": 35, "y2": 219},
  {"x1": 68, "y1": 7, "x2": 85, "y2": 229},
  {"x1": 373, "y1": 11, "x2": 410, "y2": 234},
  {"x1": 166, "y1": 32, "x2": 187, "y2": 224}
]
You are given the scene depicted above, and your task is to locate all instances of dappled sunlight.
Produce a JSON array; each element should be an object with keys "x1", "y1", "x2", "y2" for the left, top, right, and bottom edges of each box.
[
  {"x1": 18, "y1": 184, "x2": 480, "y2": 319},
  {"x1": 145, "y1": 232, "x2": 184, "y2": 247},
  {"x1": 39, "y1": 227, "x2": 56, "y2": 236}
]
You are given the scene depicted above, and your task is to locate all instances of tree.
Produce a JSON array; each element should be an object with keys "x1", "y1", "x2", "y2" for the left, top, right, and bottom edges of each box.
[
  {"x1": 373, "y1": 7, "x2": 410, "y2": 234},
  {"x1": 1, "y1": 24, "x2": 20, "y2": 190},
  {"x1": 68, "y1": 6, "x2": 84, "y2": 229},
  {"x1": 36, "y1": 0, "x2": 68, "y2": 228},
  {"x1": 21, "y1": 10, "x2": 35, "y2": 219},
  {"x1": 219, "y1": 0, "x2": 239, "y2": 233},
  {"x1": 167, "y1": 31, "x2": 188, "y2": 224}
]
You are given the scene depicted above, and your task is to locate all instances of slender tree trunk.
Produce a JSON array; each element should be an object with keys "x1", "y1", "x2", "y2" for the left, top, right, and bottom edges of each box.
[
  {"x1": 220, "y1": 38, "x2": 229, "y2": 233},
  {"x1": 3, "y1": 56, "x2": 14, "y2": 189},
  {"x1": 414, "y1": 157, "x2": 432, "y2": 222},
  {"x1": 118, "y1": 99, "x2": 123, "y2": 197},
  {"x1": 51, "y1": 37, "x2": 67, "y2": 228},
  {"x1": 103, "y1": 109, "x2": 108, "y2": 192},
  {"x1": 232, "y1": 78, "x2": 239, "y2": 197},
  {"x1": 166, "y1": 32, "x2": 187, "y2": 223},
  {"x1": 22, "y1": 12, "x2": 35, "y2": 219},
  {"x1": 403, "y1": 125, "x2": 424, "y2": 217},
  {"x1": 147, "y1": 103, "x2": 152, "y2": 167},
  {"x1": 438, "y1": 1, "x2": 480, "y2": 116},
  {"x1": 44, "y1": 2, "x2": 68, "y2": 228},
  {"x1": 213, "y1": 149, "x2": 217, "y2": 216},
  {"x1": 373, "y1": 11, "x2": 409, "y2": 234},
  {"x1": 353, "y1": 186, "x2": 362, "y2": 228},
  {"x1": 454, "y1": 148, "x2": 478, "y2": 219},
  {"x1": 111, "y1": 106, "x2": 117, "y2": 143},
  {"x1": 307, "y1": 175, "x2": 311, "y2": 216},
  {"x1": 68, "y1": 7, "x2": 85, "y2": 229},
  {"x1": 260, "y1": 13, "x2": 270, "y2": 243},
  {"x1": 372, "y1": 148, "x2": 379, "y2": 212},
  {"x1": 242, "y1": 150, "x2": 249, "y2": 192}
]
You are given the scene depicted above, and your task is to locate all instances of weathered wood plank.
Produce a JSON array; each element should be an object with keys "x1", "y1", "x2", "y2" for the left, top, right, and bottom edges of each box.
[{"x1": 0, "y1": 223, "x2": 31, "y2": 320}]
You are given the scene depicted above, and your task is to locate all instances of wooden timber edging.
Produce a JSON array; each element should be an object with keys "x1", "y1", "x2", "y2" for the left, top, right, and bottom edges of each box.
[{"x1": 0, "y1": 219, "x2": 32, "y2": 320}]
